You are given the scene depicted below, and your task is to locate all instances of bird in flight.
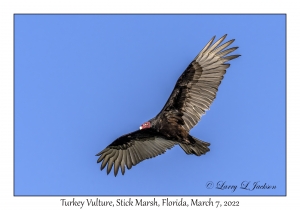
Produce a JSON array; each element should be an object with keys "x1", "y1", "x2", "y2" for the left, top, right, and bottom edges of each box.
[{"x1": 96, "y1": 34, "x2": 240, "y2": 176}]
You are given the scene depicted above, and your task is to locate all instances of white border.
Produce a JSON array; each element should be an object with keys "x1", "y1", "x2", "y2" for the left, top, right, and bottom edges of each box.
[{"x1": 1, "y1": 0, "x2": 294, "y2": 209}]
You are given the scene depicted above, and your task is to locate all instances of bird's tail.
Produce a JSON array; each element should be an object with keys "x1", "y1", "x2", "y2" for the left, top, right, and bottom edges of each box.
[{"x1": 179, "y1": 135, "x2": 210, "y2": 156}]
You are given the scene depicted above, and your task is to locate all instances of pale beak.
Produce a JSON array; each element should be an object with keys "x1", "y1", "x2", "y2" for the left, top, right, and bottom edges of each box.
[{"x1": 139, "y1": 126, "x2": 142, "y2": 130}]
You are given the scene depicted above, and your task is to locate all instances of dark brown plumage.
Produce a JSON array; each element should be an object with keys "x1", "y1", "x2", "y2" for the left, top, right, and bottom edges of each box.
[{"x1": 96, "y1": 34, "x2": 240, "y2": 176}]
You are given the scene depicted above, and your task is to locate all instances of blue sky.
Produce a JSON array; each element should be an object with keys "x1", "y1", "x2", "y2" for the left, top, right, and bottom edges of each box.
[{"x1": 14, "y1": 14, "x2": 286, "y2": 196}]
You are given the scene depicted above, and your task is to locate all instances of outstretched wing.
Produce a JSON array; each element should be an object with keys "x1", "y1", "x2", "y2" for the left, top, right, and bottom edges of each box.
[
  {"x1": 96, "y1": 129, "x2": 176, "y2": 176},
  {"x1": 156, "y1": 34, "x2": 240, "y2": 131}
]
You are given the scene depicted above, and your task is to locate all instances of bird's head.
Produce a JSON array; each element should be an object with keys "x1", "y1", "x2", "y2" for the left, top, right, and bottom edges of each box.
[{"x1": 139, "y1": 122, "x2": 151, "y2": 130}]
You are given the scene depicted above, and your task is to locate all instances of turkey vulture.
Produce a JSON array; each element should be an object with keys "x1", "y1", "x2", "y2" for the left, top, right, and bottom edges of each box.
[{"x1": 96, "y1": 34, "x2": 240, "y2": 176}]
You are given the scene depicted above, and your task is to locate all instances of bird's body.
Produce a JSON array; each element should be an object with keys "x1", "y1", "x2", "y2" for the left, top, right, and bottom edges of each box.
[{"x1": 96, "y1": 34, "x2": 240, "y2": 176}]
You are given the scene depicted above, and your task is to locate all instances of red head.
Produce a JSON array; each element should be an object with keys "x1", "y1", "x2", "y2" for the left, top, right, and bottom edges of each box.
[{"x1": 140, "y1": 122, "x2": 151, "y2": 130}]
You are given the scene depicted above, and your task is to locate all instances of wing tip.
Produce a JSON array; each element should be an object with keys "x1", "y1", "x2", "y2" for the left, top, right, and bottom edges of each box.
[
  {"x1": 225, "y1": 54, "x2": 241, "y2": 61},
  {"x1": 221, "y1": 34, "x2": 227, "y2": 39}
]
